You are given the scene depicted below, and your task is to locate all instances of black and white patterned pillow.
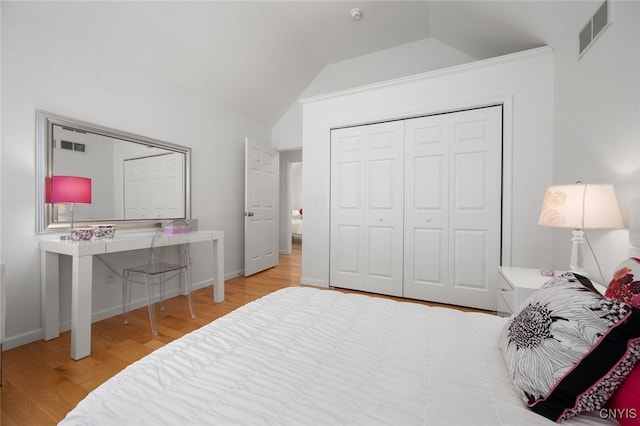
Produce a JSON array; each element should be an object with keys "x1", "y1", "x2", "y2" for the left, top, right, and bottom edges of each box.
[{"x1": 499, "y1": 272, "x2": 640, "y2": 422}]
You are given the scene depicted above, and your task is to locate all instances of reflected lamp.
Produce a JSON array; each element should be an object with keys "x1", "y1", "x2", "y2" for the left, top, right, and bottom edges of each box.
[
  {"x1": 538, "y1": 183, "x2": 623, "y2": 275},
  {"x1": 48, "y1": 176, "x2": 92, "y2": 240}
]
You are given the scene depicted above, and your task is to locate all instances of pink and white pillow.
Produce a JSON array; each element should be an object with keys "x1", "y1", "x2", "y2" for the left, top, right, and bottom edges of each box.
[
  {"x1": 603, "y1": 258, "x2": 640, "y2": 424},
  {"x1": 606, "y1": 258, "x2": 640, "y2": 308},
  {"x1": 499, "y1": 272, "x2": 640, "y2": 422}
]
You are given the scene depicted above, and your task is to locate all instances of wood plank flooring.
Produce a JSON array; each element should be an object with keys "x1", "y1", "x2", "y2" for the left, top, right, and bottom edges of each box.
[{"x1": 0, "y1": 241, "x2": 491, "y2": 425}]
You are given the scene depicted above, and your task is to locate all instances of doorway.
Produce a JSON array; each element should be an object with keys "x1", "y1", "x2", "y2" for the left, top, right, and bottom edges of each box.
[{"x1": 279, "y1": 149, "x2": 303, "y2": 256}]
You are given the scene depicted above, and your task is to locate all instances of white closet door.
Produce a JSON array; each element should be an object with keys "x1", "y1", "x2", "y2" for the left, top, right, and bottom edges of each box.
[
  {"x1": 449, "y1": 106, "x2": 502, "y2": 310},
  {"x1": 330, "y1": 121, "x2": 404, "y2": 297},
  {"x1": 404, "y1": 106, "x2": 502, "y2": 310},
  {"x1": 403, "y1": 114, "x2": 451, "y2": 302}
]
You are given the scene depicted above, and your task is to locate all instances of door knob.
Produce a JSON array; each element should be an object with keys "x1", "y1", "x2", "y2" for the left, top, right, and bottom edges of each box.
[{"x1": 245, "y1": 212, "x2": 254, "y2": 217}]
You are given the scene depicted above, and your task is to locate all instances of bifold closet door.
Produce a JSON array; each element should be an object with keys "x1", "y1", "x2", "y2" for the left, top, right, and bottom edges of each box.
[
  {"x1": 404, "y1": 106, "x2": 502, "y2": 310},
  {"x1": 124, "y1": 152, "x2": 185, "y2": 220},
  {"x1": 330, "y1": 121, "x2": 404, "y2": 297}
]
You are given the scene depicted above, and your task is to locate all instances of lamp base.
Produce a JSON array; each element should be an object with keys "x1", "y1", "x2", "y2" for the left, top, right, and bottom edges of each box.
[{"x1": 570, "y1": 229, "x2": 586, "y2": 276}]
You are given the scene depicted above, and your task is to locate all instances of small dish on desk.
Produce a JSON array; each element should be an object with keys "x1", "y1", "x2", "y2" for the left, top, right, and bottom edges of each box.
[
  {"x1": 71, "y1": 227, "x2": 94, "y2": 241},
  {"x1": 92, "y1": 224, "x2": 116, "y2": 239}
]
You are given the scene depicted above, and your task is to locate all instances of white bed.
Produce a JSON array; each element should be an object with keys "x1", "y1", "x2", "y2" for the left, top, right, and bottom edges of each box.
[{"x1": 59, "y1": 287, "x2": 615, "y2": 425}]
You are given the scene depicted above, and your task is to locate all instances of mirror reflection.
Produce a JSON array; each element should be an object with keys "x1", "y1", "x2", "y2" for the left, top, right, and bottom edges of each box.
[{"x1": 37, "y1": 111, "x2": 191, "y2": 233}]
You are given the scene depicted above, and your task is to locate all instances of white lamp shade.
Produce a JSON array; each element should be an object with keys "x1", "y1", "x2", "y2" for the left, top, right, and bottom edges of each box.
[{"x1": 538, "y1": 183, "x2": 623, "y2": 229}]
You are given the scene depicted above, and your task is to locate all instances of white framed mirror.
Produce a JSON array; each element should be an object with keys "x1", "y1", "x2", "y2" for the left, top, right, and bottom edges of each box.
[{"x1": 36, "y1": 110, "x2": 191, "y2": 233}]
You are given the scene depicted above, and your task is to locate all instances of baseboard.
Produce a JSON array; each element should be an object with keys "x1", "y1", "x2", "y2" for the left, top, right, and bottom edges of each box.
[
  {"x1": 224, "y1": 269, "x2": 243, "y2": 280},
  {"x1": 2, "y1": 329, "x2": 43, "y2": 351},
  {"x1": 300, "y1": 277, "x2": 328, "y2": 287}
]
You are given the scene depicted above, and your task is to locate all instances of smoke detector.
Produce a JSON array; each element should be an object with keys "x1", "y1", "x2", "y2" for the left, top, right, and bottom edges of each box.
[{"x1": 350, "y1": 8, "x2": 363, "y2": 22}]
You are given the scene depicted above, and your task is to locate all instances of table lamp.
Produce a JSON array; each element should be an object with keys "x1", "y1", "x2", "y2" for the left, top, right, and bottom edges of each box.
[
  {"x1": 49, "y1": 175, "x2": 92, "y2": 240},
  {"x1": 538, "y1": 182, "x2": 623, "y2": 275}
]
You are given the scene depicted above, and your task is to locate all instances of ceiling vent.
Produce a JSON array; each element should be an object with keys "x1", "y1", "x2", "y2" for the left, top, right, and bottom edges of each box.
[{"x1": 579, "y1": 0, "x2": 610, "y2": 58}]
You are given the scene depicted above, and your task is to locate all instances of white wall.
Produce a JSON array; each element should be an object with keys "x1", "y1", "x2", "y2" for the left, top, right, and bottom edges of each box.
[
  {"x1": 290, "y1": 162, "x2": 302, "y2": 210},
  {"x1": 1, "y1": 3, "x2": 270, "y2": 348},
  {"x1": 272, "y1": 38, "x2": 474, "y2": 150},
  {"x1": 0, "y1": 2, "x2": 3, "y2": 270},
  {"x1": 52, "y1": 128, "x2": 116, "y2": 220},
  {"x1": 0, "y1": 3, "x2": 4, "y2": 353},
  {"x1": 551, "y1": 0, "x2": 640, "y2": 281},
  {"x1": 301, "y1": 48, "x2": 555, "y2": 287}
]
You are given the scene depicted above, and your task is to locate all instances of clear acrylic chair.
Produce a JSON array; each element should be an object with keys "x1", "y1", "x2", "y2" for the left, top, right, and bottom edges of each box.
[{"x1": 121, "y1": 220, "x2": 195, "y2": 335}]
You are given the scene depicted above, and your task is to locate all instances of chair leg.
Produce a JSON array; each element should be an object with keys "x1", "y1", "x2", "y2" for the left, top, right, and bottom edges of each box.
[
  {"x1": 159, "y1": 273, "x2": 166, "y2": 312},
  {"x1": 122, "y1": 270, "x2": 132, "y2": 325},
  {"x1": 184, "y1": 265, "x2": 196, "y2": 319},
  {"x1": 145, "y1": 280, "x2": 158, "y2": 336}
]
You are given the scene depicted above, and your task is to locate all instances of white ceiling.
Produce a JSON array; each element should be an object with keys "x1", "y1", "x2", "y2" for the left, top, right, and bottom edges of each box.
[{"x1": 12, "y1": 1, "x2": 600, "y2": 127}]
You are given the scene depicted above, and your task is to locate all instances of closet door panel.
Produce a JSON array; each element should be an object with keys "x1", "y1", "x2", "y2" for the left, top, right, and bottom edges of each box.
[
  {"x1": 331, "y1": 130, "x2": 365, "y2": 289},
  {"x1": 415, "y1": 156, "x2": 443, "y2": 210},
  {"x1": 363, "y1": 122, "x2": 403, "y2": 296},
  {"x1": 454, "y1": 151, "x2": 487, "y2": 210},
  {"x1": 453, "y1": 229, "x2": 487, "y2": 289},
  {"x1": 404, "y1": 115, "x2": 450, "y2": 301},
  {"x1": 449, "y1": 107, "x2": 502, "y2": 310},
  {"x1": 413, "y1": 228, "x2": 445, "y2": 284},
  {"x1": 337, "y1": 161, "x2": 361, "y2": 209},
  {"x1": 335, "y1": 225, "x2": 360, "y2": 274},
  {"x1": 368, "y1": 226, "x2": 395, "y2": 278},
  {"x1": 330, "y1": 121, "x2": 404, "y2": 296}
]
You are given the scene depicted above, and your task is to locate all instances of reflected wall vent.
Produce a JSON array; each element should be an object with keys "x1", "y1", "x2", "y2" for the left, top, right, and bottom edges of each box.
[
  {"x1": 58, "y1": 140, "x2": 86, "y2": 153},
  {"x1": 579, "y1": 0, "x2": 610, "y2": 58}
]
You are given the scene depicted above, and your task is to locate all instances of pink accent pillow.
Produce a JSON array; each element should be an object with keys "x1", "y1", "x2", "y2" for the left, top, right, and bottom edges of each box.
[
  {"x1": 606, "y1": 258, "x2": 640, "y2": 308},
  {"x1": 607, "y1": 363, "x2": 640, "y2": 425}
]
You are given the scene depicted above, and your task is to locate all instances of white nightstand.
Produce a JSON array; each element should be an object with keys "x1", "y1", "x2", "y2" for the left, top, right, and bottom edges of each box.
[{"x1": 497, "y1": 266, "x2": 554, "y2": 317}]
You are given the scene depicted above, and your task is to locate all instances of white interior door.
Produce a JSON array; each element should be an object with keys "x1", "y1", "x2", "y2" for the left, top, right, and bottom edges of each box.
[
  {"x1": 330, "y1": 121, "x2": 404, "y2": 297},
  {"x1": 244, "y1": 138, "x2": 279, "y2": 276},
  {"x1": 404, "y1": 106, "x2": 502, "y2": 310}
]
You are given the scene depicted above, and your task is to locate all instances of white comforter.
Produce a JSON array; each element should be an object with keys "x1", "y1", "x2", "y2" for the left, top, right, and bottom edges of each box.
[{"x1": 59, "y1": 287, "x2": 615, "y2": 425}]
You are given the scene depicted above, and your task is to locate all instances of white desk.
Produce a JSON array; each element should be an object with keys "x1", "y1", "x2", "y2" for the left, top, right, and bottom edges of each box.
[{"x1": 40, "y1": 230, "x2": 224, "y2": 360}]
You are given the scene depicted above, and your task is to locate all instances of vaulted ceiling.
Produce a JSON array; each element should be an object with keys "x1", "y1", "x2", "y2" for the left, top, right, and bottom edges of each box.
[{"x1": 11, "y1": 1, "x2": 600, "y2": 126}]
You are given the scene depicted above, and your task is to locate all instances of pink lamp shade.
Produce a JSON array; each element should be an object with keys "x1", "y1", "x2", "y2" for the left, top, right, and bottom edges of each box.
[{"x1": 49, "y1": 176, "x2": 92, "y2": 204}]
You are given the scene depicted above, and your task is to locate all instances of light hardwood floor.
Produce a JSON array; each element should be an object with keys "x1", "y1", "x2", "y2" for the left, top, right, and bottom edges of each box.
[{"x1": 0, "y1": 241, "x2": 490, "y2": 425}]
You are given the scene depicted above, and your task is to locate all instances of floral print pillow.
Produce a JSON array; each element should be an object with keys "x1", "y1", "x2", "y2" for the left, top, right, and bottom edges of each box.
[
  {"x1": 499, "y1": 272, "x2": 640, "y2": 422},
  {"x1": 606, "y1": 258, "x2": 640, "y2": 308}
]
